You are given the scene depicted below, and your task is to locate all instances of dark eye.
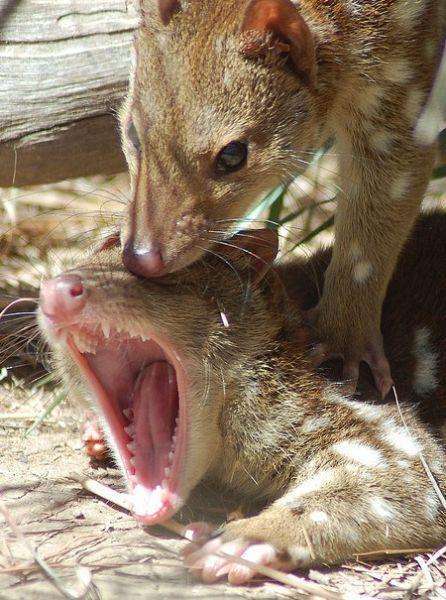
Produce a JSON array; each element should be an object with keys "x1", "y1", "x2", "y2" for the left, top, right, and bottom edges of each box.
[
  {"x1": 215, "y1": 141, "x2": 248, "y2": 174},
  {"x1": 126, "y1": 119, "x2": 141, "y2": 152}
]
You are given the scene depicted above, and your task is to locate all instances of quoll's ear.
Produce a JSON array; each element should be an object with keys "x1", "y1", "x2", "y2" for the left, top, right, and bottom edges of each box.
[
  {"x1": 227, "y1": 228, "x2": 279, "y2": 285},
  {"x1": 240, "y1": 0, "x2": 316, "y2": 86},
  {"x1": 158, "y1": 0, "x2": 182, "y2": 25}
]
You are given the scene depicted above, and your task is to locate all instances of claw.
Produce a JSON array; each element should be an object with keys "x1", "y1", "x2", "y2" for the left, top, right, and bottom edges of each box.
[
  {"x1": 219, "y1": 543, "x2": 279, "y2": 584},
  {"x1": 184, "y1": 535, "x2": 287, "y2": 585},
  {"x1": 310, "y1": 339, "x2": 393, "y2": 399},
  {"x1": 81, "y1": 411, "x2": 109, "y2": 461},
  {"x1": 186, "y1": 538, "x2": 250, "y2": 583},
  {"x1": 366, "y1": 351, "x2": 394, "y2": 399}
]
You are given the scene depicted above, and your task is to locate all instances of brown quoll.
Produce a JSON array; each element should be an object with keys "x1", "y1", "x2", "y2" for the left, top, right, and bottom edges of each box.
[
  {"x1": 120, "y1": 0, "x2": 445, "y2": 394},
  {"x1": 39, "y1": 211, "x2": 446, "y2": 584}
]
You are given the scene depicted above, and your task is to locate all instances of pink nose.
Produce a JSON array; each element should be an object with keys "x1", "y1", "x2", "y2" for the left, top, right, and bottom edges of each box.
[
  {"x1": 40, "y1": 274, "x2": 86, "y2": 321},
  {"x1": 122, "y1": 241, "x2": 165, "y2": 278}
]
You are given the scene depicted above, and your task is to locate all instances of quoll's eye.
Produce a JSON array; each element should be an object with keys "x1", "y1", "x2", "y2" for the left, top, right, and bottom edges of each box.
[
  {"x1": 126, "y1": 119, "x2": 141, "y2": 152},
  {"x1": 215, "y1": 141, "x2": 248, "y2": 174}
]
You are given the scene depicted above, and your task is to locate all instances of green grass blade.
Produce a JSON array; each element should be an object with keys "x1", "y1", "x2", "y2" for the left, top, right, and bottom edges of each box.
[
  {"x1": 289, "y1": 215, "x2": 335, "y2": 252},
  {"x1": 24, "y1": 389, "x2": 66, "y2": 437}
]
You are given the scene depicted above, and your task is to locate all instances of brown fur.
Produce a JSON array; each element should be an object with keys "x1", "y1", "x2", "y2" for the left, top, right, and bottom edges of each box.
[
  {"x1": 121, "y1": 0, "x2": 445, "y2": 388},
  {"x1": 41, "y1": 211, "x2": 446, "y2": 571}
]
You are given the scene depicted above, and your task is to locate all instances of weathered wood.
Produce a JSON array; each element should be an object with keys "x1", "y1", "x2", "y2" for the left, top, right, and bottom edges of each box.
[{"x1": 0, "y1": 0, "x2": 139, "y2": 187}]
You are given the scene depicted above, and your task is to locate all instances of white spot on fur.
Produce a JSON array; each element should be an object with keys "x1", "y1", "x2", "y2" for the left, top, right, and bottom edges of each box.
[
  {"x1": 406, "y1": 88, "x2": 425, "y2": 124},
  {"x1": 326, "y1": 392, "x2": 386, "y2": 424},
  {"x1": 353, "y1": 261, "x2": 373, "y2": 283},
  {"x1": 397, "y1": 459, "x2": 410, "y2": 469},
  {"x1": 413, "y1": 327, "x2": 439, "y2": 395},
  {"x1": 356, "y1": 84, "x2": 384, "y2": 116},
  {"x1": 288, "y1": 546, "x2": 311, "y2": 564},
  {"x1": 302, "y1": 416, "x2": 331, "y2": 433},
  {"x1": 351, "y1": 402, "x2": 383, "y2": 422},
  {"x1": 390, "y1": 1, "x2": 424, "y2": 28},
  {"x1": 310, "y1": 510, "x2": 329, "y2": 524},
  {"x1": 344, "y1": 463, "x2": 373, "y2": 479},
  {"x1": 369, "y1": 129, "x2": 393, "y2": 154},
  {"x1": 383, "y1": 424, "x2": 421, "y2": 457},
  {"x1": 428, "y1": 456, "x2": 445, "y2": 476},
  {"x1": 382, "y1": 58, "x2": 413, "y2": 85},
  {"x1": 370, "y1": 497, "x2": 395, "y2": 520},
  {"x1": 425, "y1": 489, "x2": 440, "y2": 521},
  {"x1": 333, "y1": 440, "x2": 387, "y2": 468},
  {"x1": 214, "y1": 35, "x2": 226, "y2": 54},
  {"x1": 390, "y1": 175, "x2": 411, "y2": 200},
  {"x1": 223, "y1": 70, "x2": 233, "y2": 88},
  {"x1": 278, "y1": 470, "x2": 335, "y2": 505}
]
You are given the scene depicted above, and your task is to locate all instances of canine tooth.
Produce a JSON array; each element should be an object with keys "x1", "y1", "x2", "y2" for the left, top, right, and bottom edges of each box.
[
  {"x1": 168, "y1": 451, "x2": 174, "y2": 462},
  {"x1": 102, "y1": 322, "x2": 111, "y2": 338},
  {"x1": 127, "y1": 442, "x2": 136, "y2": 453},
  {"x1": 164, "y1": 467, "x2": 171, "y2": 477},
  {"x1": 124, "y1": 424, "x2": 135, "y2": 437},
  {"x1": 123, "y1": 408, "x2": 134, "y2": 419}
]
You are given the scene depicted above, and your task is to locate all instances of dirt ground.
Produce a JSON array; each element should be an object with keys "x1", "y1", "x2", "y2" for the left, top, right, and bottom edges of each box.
[{"x1": 1, "y1": 382, "x2": 446, "y2": 600}]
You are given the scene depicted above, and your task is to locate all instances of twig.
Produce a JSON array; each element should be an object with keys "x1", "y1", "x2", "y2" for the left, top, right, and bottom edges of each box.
[
  {"x1": 426, "y1": 544, "x2": 446, "y2": 567},
  {"x1": 354, "y1": 548, "x2": 434, "y2": 559},
  {"x1": 301, "y1": 523, "x2": 316, "y2": 561},
  {"x1": 71, "y1": 474, "x2": 343, "y2": 599},
  {"x1": 413, "y1": 555, "x2": 434, "y2": 591}
]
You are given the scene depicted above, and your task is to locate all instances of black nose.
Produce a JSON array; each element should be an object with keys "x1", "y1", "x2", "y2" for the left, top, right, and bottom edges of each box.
[{"x1": 122, "y1": 241, "x2": 166, "y2": 278}]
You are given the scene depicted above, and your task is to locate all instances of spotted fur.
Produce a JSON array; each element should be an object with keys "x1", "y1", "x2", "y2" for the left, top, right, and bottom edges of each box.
[
  {"x1": 43, "y1": 211, "x2": 446, "y2": 575},
  {"x1": 121, "y1": 0, "x2": 445, "y2": 392}
]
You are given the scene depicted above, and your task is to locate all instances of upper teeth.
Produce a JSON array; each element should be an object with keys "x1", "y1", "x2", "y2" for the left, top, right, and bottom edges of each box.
[{"x1": 125, "y1": 424, "x2": 135, "y2": 437}]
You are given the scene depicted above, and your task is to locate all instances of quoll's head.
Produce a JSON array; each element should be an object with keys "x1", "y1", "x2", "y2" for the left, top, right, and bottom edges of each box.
[
  {"x1": 38, "y1": 230, "x2": 280, "y2": 524},
  {"x1": 121, "y1": 0, "x2": 318, "y2": 277}
]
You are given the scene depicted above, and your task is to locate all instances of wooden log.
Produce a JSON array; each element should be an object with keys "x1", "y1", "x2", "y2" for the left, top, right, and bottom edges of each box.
[{"x1": 0, "y1": 0, "x2": 139, "y2": 188}]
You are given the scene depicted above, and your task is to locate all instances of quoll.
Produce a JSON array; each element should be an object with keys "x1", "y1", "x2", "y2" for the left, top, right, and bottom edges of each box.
[
  {"x1": 39, "y1": 211, "x2": 446, "y2": 584},
  {"x1": 120, "y1": 0, "x2": 445, "y2": 394}
]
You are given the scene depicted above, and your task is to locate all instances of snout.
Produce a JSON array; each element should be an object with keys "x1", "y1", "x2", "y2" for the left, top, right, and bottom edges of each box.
[
  {"x1": 122, "y1": 240, "x2": 166, "y2": 278},
  {"x1": 40, "y1": 274, "x2": 86, "y2": 322}
]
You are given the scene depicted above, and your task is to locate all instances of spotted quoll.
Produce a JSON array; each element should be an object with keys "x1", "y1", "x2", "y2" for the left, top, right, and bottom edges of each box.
[
  {"x1": 39, "y1": 212, "x2": 446, "y2": 584},
  {"x1": 121, "y1": 0, "x2": 445, "y2": 396}
]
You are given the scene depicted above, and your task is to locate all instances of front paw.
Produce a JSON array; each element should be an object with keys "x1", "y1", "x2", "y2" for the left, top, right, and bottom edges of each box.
[
  {"x1": 82, "y1": 411, "x2": 109, "y2": 462},
  {"x1": 184, "y1": 517, "x2": 308, "y2": 584},
  {"x1": 309, "y1": 307, "x2": 393, "y2": 398}
]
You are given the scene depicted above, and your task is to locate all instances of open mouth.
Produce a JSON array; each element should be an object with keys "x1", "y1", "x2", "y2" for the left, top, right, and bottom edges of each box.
[{"x1": 62, "y1": 323, "x2": 188, "y2": 524}]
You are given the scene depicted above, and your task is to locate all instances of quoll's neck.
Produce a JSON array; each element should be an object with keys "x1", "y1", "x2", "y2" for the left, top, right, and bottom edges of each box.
[{"x1": 210, "y1": 312, "x2": 330, "y2": 503}]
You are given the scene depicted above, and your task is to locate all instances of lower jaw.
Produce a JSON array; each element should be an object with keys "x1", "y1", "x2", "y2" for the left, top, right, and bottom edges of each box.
[
  {"x1": 131, "y1": 486, "x2": 182, "y2": 525},
  {"x1": 66, "y1": 339, "x2": 188, "y2": 525}
]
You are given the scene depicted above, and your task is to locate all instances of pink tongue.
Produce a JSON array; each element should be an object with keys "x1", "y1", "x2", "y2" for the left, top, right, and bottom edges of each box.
[{"x1": 133, "y1": 362, "x2": 177, "y2": 488}]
